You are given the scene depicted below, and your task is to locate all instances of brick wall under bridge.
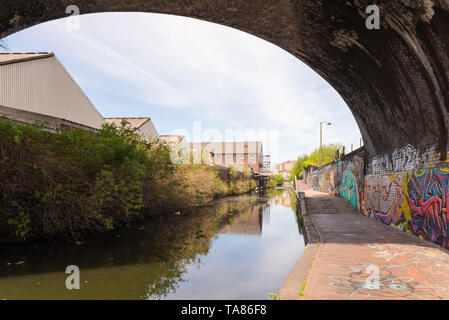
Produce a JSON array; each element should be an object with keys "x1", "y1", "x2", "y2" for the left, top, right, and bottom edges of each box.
[
  {"x1": 311, "y1": 146, "x2": 449, "y2": 250},
  {"x1": 3, "y1": 1, "x2": 449, "y2": 249},
  {"x1": 2, "y1": 1, "x2": 449, "y2": 163}
]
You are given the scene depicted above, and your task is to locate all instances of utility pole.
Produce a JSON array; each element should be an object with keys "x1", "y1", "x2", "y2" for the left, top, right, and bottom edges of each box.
[{"x1": 319, "y1": 121, "x2": 332, "y2": 167}]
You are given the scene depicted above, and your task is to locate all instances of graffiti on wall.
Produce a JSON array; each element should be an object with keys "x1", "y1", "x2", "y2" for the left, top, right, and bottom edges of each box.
[
  {"x1": 341, "y1": 156, "x2": 364, "y2": 209},
  {"x1": 367, "y1": 144, "x2": 437, "y2": 175},
  {"x1": 392, "y1": 145, "x2": 419, "y2": 172},
  {"x1": 311, "y1": 143, "x2": 449, "y2": 249},
  {"x1": 312, "y1": 164, "x2": 334, "y2": 194},
  {"x1": 407, "y1": 169, "x2": 449, "y2": 247},
  {"x1": 369, "y1": 153, "x2": 392, "y2": 176},
  {"x1": 363, "y1": 168, "x2": 449, "y2": 249},
  {"x1": 364, "y1": 174, "x2": 409, "y2": 228},
  {"x1": 312, "y1": 155, "x2": 364, "y2": 209}
]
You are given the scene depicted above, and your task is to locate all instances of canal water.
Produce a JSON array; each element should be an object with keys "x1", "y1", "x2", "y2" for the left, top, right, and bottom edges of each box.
[{"x1": 0, "y1": 188, "x2": 305, "y2": 299}]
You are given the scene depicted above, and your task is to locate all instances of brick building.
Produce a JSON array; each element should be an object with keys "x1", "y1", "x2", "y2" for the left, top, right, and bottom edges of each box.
[
  {"x1": 278, "y1": 160, "x2": 295, "y2": 179},
  {"x1": 194, "y1": 141, "x2": 267, "y2": 173}
]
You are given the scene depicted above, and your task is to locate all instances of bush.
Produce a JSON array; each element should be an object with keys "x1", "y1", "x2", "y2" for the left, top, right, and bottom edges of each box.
[
  {"x1": 267, "y1": 174, "x2": 284, "y2": 188},
  {"x1": 0, "y1": 118, "x2": 173, "y2": 240},
  {"x1": 0, "y1": 117, "x2": 256, "y2": 241}
]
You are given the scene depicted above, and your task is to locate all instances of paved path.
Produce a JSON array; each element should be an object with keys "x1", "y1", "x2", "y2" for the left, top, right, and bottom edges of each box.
[{"x1": 289, "y1": 191, "x2": 449, "y2": 300}]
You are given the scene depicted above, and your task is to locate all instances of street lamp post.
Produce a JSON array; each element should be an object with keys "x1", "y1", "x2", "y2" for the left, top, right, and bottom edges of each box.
[{"x1": 320, "y1": 121, "x2": 332, "y2": 167}]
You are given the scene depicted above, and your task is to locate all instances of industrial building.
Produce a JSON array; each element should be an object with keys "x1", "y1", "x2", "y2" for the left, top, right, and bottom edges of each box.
[
  {"x1": 104, "y1": 117, "x2": 159, "y2": 141},
  {"x1": 0, "y1": 52, "x2": 159, "y2": 142},
  {"x1": 0, "y1": 52, "x2": 104, "y2": 131}
]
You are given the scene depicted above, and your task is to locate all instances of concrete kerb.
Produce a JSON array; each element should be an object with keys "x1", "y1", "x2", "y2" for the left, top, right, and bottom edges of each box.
[
  {"x1": 278, "y1": 191, "x2": 321, "y2": 300},
  {"x1": 297, "y1": 191, "x2": 321, "y2": 244},
  {"x1": 278, "y1": 243, "x2": 319, "y2": 300}
]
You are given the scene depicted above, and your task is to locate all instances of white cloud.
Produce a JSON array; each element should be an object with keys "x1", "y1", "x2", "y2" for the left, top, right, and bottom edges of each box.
[{"x1": 3, "y1": 12, "x2": 362, "y2": 163}]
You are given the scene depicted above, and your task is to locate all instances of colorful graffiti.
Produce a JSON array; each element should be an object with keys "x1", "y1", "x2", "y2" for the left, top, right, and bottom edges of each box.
[
  {"x1": 407, "y1": 169, "x2": 449, "y2": 247},
  {"x1": 312, "y1": 155, "x2": 364, "y2": 210},
  {"x1": 363, "y1": 169, "x2": 449, "y2": 249},
  {"x1": 312, "y1": 164, "x2": 333, "y2": 194},
  {"x1": 310, "y1": 144, "x2": 449, "y2": 249},
  {"x1": 341, "y1": 157, "x2": 364, "y2": 209},
  {"x1": 364, "y1": 174, "x2": 409, "y2": 227}
]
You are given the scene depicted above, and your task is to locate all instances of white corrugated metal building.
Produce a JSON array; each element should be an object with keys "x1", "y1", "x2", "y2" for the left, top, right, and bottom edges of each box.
[
  {"x1": 0, "y1": 52, "x2": 162, "y2": 140},
  {"x1": 0, "y1": 52, "x2": 104, "y2": 130},
  {"x1": 104, "y1": 117, "x2": 159, "y2": 141}
]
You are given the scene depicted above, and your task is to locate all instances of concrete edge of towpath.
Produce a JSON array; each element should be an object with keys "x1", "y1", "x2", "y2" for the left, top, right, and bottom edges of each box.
[{"x1": 278, "y1": 191, "x2": 321, "y2": 300}]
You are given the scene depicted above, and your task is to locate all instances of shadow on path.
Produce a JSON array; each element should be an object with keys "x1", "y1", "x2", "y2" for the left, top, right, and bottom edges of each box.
[{"x1": 299, "y1": 191, "x2": 449, "y2": 300}]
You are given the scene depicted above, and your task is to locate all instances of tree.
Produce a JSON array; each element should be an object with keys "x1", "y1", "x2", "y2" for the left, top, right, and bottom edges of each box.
[
  {"x1": 290, "y1": 154, "x2": 309, "y2": 180},
  {"x1": 289, "y1": 143, "x2": 343, "y2": 180},
  {"x1": 267, "y1": 174, "x2": 284, "y2": 188},
  {"x1": 307, "y1": 143, "x2": 343, "y2": 166}
]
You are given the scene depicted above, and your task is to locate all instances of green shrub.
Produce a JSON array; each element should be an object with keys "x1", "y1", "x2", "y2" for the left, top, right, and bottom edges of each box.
[
  {"x1": 267, "y1": 174, "x2": 284, "y2": 188},
  {"x1": 0, "y1": 117, "x2": 257, "y2": 242},
  {"x1": 0, "y1": 117, "x2": 172, "y2": 240}
]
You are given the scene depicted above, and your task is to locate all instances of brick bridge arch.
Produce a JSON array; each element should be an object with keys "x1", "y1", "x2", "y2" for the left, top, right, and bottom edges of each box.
[{"x1": 2, "y1": 0, "x2": 449, "y2": 162}]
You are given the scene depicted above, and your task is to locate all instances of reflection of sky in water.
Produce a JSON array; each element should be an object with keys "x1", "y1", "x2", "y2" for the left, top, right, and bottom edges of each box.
[
  {"x1": 0, "y1": 190, "x2": 304, "y2": 300},
  {"x1": 160, "y1": 200, "x2": 305, "y2": 300}
]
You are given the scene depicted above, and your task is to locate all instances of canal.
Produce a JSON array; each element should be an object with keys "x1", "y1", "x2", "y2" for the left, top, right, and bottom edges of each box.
[{"x1": 0, "y1": 188, "x2": 305, "y2": 299}]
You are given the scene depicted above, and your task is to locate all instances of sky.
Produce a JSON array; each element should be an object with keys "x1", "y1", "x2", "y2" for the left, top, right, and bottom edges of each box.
[{"x1": 1, "y1": 12, "x2": 362, "y2": 164}]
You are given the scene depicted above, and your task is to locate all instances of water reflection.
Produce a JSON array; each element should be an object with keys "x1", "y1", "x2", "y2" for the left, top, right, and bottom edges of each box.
[
  {"x1": 219, "y1": 205, "x2": 264, "y2": 235},
  {"x1": 0, "y1": 188, "x2": 304, "y2": 300},
  {"x1": 272, "y1": 188, "x2": 292, "y2": 207}
]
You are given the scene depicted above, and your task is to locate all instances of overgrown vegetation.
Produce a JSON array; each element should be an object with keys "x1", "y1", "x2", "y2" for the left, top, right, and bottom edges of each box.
[
  {"x1": 266, "y1": 174, "x2": 284, "y2": 188},
  {"x1": 268, "y1": 292, "x2": 282, "y2": 300},
  {"x1": 0, "y1": 117, "x2": 255, "y2": 242},
  {"x1": 297, "y1": 280, "x2": 307, "y2": 297},
  {"x1": 290, "y1": 143, "x2": 343, "y2": 180}
]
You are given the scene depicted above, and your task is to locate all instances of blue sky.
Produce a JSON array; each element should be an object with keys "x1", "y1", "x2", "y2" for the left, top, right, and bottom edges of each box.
[{"x1": 1, "y1": 12, "x2": 362, "y2": 164}]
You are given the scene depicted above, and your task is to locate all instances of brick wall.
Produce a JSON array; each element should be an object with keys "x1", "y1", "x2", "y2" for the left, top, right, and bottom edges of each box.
[
  {"x1": 312, "y1": 147, "x2": 366, "y2": 210},
  {"x1": 362, "y1": 169, "x2": 449, "y2": 249},
  {"x1": 312, "y1": 145, "x2": 449, "y2": 249}
]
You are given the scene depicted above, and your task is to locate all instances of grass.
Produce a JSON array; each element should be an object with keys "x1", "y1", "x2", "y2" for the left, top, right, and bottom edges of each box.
[
  {"x1": 298, "y1": 280, "x2": 307, "y2": 297},
  {"x1": 268, "y1": 292, "x2": 282, "y2": 300}
]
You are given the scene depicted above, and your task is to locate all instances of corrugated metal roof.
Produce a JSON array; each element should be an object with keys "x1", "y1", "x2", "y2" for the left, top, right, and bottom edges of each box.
[
  {"x1": 0, "y1": 52, "x2": 54, "y2": 65},
  {"x1": 159, "y1": 135, "x2": 185, "y2": 144},
  {"x1": 104, "y1": 117, "x2": 149, "y2": 129}
]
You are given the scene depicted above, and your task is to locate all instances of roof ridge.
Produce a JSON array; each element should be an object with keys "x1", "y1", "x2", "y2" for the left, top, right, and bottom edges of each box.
[
  {"x1": 104, "y1": 116, "x2": 149, "y2": 119},
  {"x1": 0, "y1": 52, "x2": 53, "y2": 54},
  {"x1": 0, "y1": 52, "x2": 54, "y2": 66}
]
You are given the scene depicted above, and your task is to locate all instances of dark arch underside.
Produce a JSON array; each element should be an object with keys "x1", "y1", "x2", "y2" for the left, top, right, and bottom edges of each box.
[{"x1": 1, "y1": 0, "x2": 449, "y2": 163}]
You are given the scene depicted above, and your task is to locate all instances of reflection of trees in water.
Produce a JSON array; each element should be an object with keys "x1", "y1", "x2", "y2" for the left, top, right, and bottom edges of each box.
[
  {"x1": 142, "y1": 195, "x2": 271, "y2": 298},
  {"x1": 144, "y1": 260, "x2": 188, "y2": 299},
  {"x1": 265, "y1": 188, "x2": 293, "y2": 208},
  {"x1": 218, "y1": 204, "x2": 267, "y2": 235},
  {"x1": 0, "y1": 194, "x2": 265, "y2": 299}
]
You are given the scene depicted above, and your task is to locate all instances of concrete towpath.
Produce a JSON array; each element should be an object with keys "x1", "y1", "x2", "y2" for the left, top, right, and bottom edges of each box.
[{"x1": 279, "y1": 190, "x2": 449, "y2": 300}]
